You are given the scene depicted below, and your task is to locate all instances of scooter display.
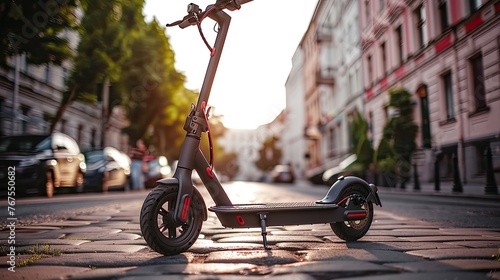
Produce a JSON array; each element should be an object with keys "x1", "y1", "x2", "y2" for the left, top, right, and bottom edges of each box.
[{"x1": 140, "y1": 0, "x2": 382, "y2": 256}]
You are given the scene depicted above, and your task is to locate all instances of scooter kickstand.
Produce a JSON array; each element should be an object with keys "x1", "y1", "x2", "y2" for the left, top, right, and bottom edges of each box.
[{"x1": 259, "y1": 213, "x2": 271, "y2": 250}]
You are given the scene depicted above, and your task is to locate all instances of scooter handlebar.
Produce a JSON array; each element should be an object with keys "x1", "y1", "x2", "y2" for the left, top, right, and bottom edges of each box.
[{"x1": 167, "y1": 0, "x2": 253, "y2": 28}]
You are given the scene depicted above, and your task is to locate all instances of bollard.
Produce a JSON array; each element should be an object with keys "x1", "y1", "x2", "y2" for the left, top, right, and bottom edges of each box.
[
  {"x1": 484, "y1": 145, "x2": 498, "y2": 195},
  {"x1": 452, "y1": 153, "x2": 463, "y2": 193},
  {"x1": 413, "y1": 162, "x2": 420, "y2": 190},
  {"x1": 434, "y1": 151, "x2": 441, "y2": 192}
]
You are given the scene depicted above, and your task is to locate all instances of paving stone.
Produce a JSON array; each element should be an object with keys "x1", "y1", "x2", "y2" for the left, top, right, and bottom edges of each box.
[
  {"x1": 270, "y1": 230, "x2": 334, "y2": 237},
  {"x1": 96, "y1": 222, "x2": 141, "y2": 230},
  {"x1": 370, "y1": 224, "x2": 439, "y2": 230},
  {"x1": 341, "y1": 241, "x2": 462, "y2": 251},
  {"x1": 446, "y1": 240, "x2": 500, "y2": 248},
  {"x1": 17, "y1": 244, "x2": 147, "y2": 254},
  {"x1": 0, "y1": 265, "x2": 90, "y2": 280},
  {"x1": 275, "y1": 242, "x2": 349, "y2": 251},
  {"x1": 211, "y1": 232, "x2": 264, "y2": 241},
  {"x1": 406, "y1": 248, "x2": 498, "y2": 260},
  {"x1": 386, "y1": 260, "x2": 466, "y2": 272},
  {"x1": 189, "y1": 242, "x2": 264, "y2": 253},
  {"x1": 36, "y1": 221, "x2": 93, "y2": 227},
  {"x1": 52, "y1": 227, "x2": 122, "y2": 234},
  {"x1": 69, "y1": 215, "x2": 112, "y2": 222},
  {"x1": 439, "y1": 259, "x2": 500, "y2": 271},
  {"x1": 205, "y1": 250, "x2": 298, "y2": 265},
  {"x1": 33, "y1": 252, "x2": 193, "y2": 267},
  {"x1": 65, "y1": 232, "x2": 141, "y2": 241},
  {"x1": 305, "y1": 249, "x2": 424, "y2": 263},
  {"x1": 11, "y1": 238, "x2": 89, "y2": 246},
  {"x1": 70, "y1": 267, "x2": 136, "y2": 280},
  {"x1": 366, "y1": 229, "x2": 461, "y2": 237},
  {"x1": 86, "y1": 239, "x2": 148, "y2": 246},
  {"x1": 271, "y1": 260, "x2": 395, "y2": 276},
  {"x1": 216, "y1": 235, "x2": 323, "y2": 244},
  {"x1": 16, "y1": 230, "x2": 65, "y2": 240},
  {"x1": 125, "y1": 263, "x2": 262, "y2": 276},
  {"x1": 324, "y1": 235, "x2": 403, "y2": 243},
  {"x1": 401, "y1": 235, "x2": 500, "y2": 242},
  {"x1": 334, "y1": 271, "x2": 490, "y2": 280}
]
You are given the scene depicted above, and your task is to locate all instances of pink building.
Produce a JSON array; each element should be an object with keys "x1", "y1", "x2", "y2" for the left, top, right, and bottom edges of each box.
[{"x1": 360, "y1": 0, "x2": 500, "y2": 186}]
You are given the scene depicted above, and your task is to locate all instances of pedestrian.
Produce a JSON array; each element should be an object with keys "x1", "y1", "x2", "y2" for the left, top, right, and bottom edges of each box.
[{"x1": 129, "y1": 139, "x2": 148, "y2": 191}]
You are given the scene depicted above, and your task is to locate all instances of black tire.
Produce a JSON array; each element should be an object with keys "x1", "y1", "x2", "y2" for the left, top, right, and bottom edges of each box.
[
  {"x1": 330, "y1": 184, "x2": 373, "y2": 241},
  {"x1": 140, "y1": 185, "x2": 204, "y2": 255}
]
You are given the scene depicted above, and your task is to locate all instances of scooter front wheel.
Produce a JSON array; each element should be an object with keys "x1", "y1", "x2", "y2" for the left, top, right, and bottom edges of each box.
[
  {"x1": 330, "y1": 184, "x2": 374, "y2": 241},
  {"x1": 140, "y1": 185, "x2": 203, "y2": 255}
]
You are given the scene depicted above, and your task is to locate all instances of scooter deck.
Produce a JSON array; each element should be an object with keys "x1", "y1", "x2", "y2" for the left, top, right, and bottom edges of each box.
[
  {"x1": 210, "y1": 202, "x2": 338, "y2": 212},
  {"x1": 208, "y1": 202, "x2": 359, "y2": 229}
]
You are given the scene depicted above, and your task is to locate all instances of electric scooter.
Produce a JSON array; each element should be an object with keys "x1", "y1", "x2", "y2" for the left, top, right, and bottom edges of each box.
[{"x1": 140, "y1": 0, "x2": 382, "y2": 256}]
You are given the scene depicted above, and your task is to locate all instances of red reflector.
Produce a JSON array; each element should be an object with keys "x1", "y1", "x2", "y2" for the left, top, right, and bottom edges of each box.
[
  {"x1": 236, "y1": 215, "x2": 245, "y2": 226},
  {"x1": 347, "y1": 213, "x2": 366, "y2": 218},
  {"x1": 181, "y1": 196, "x2": 191, "y2": 221}
]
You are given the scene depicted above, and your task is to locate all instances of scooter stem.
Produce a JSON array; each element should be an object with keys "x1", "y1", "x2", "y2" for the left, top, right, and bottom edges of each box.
[{"x1": 173, "y1": 7, "x2": 231, "y2": 224}]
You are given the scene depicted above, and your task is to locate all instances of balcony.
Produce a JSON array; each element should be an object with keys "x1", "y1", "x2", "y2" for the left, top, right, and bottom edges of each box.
[
  {"x1": 316, "y1": 26, "x2": 332, "y2": 43},
  {"x1": 316, "y1": 67, "x2": 335, "y2": 86}
]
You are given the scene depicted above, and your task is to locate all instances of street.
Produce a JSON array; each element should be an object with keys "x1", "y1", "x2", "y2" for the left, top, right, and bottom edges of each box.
[{"x1": 0, "y1": 181, "x2": 499, "y2": 279}]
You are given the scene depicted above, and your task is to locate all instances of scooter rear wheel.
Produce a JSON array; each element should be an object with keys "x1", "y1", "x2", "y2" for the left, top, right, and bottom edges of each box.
[
  {"x1": 330, "y1": 184, "x2": 373, "y2": 241},
  {"x1": 140, "y1": 185, "x2": 203, "y2": 255}
]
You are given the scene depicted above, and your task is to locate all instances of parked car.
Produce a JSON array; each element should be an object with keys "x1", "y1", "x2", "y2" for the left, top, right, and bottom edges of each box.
[
  {"x1": 0, "y1": 132, "x2": 86, "y2": 197},
  {"x1": 270, "y1": 164, "x2": 295, "y2": 184},
  {"x1": 144, "y1": 156, "x2": 172, "y2": 188},
  {"x1": 84, "y1": 147, "x2": 130, "y2": 192}
]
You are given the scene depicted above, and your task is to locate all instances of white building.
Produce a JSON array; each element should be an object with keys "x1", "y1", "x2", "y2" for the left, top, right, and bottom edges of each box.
[{"x1": 283, "y1": 47, "x2": 307, "y2": 180}]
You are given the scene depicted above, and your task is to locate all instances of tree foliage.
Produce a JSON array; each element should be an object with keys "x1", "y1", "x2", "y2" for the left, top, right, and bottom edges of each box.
[
  {"x1": 49, "y1": 0, "x2": 144, "y2": 132},
  {"x1": 0, "y1": 0, "x2": 78, "y2": 67},
  {"x1": 118, "y1": 19, "x2": 187, "y2": 149},
  {"x1": 255, "y1": 136, "x2": 282, "y2": 172},
  {"x1": 382, "y1": 87, "x2": 418, "y2": 184}
]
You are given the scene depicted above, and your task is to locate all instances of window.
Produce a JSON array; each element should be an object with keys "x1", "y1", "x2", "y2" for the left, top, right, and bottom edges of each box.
[
  {"x1": 469, "y1": 0, "x2": 481, "y2": 13},
  {"x1": 395, "y1": 25, "x2": 404, "y2": 65},
  {"x1": 328, "y1": 127, "x2": 335, "y2": 157},
  {"x1": 414, "y1": 4, "x2": 427, "y2": 49},
  {"x1": 365, "y1": 0, "x2": 371, "y2": 27},
  {"x1": 379, "y1": 0, "x2": 385, "y2": 13},
  {"x1": 367, "y1": 54, "x2": 373, "y2": 86},
  {"x1": 470, "y1": 54, "x2": 487, "y2": 111},
  {"x1": 21, "y1": 105, "x2": 30, "y2": 133},
  {"x1": 380, "y1": 42, "x2": 387, "y2": 76},
  {"x1": 438, "y1": 0, "x2": 449, "y2": 33},
  {"x1": 443, "y1": 72, "x2": 455, "y2": 120},
  {"x1": 44, "y1": 64, "x2": 51, "y2": 83}
]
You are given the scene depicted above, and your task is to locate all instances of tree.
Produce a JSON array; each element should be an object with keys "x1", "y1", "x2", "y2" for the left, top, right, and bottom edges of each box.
[
  {"x1": 350, "y1": 110, "x2": 374, "y2": 174},
  {"x1": 255, "y1": 136, "x2": 282, "y2": 172},
  {"x1": 49, "y1": 0, "x2": 144, "y2": 133},
  {"x1": 0, "y1": 0, "x2": 78, "y2": 67},
  {"x1": 118, "y1": 19, "x2": 186, "y2": 148},
  {"x1": 383, "y1": 87, "x2": 418, "y2": 188}
]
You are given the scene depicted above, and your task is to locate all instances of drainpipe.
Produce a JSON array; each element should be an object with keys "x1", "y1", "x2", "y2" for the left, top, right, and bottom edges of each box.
[{"x1": 11, "y1": 55, "x2": 20, "y2": 135}]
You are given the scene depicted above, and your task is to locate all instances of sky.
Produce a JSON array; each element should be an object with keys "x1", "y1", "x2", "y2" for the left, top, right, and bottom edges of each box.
[{"x1": 143, "y1": 0, "x2": 317, "y2": 129}]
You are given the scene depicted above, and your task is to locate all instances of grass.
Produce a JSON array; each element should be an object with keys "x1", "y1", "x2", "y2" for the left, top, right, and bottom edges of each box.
[{"x1": 17, "y1": 244, "x2": 63, "y2": 267}]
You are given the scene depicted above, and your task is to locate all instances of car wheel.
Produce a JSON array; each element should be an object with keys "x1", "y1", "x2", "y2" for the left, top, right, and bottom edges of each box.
[
  {"x1": 74, "y1": 172, "x2": 84, "y2": 193},
  {"x1": 45, "y1": 171, "x2": 54, "y2": 198},
  {"x1": 101, "y1": 172, "x2": 109, "y2": 193}
]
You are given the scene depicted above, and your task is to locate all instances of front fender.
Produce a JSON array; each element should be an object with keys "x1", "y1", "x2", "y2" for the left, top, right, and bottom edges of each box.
[
  {"x1": 156, "y1": 177, "x2": 208, "y2": 221},
  {"x1": 316, "y1": 176, "x2": 382, "y2": 207}
]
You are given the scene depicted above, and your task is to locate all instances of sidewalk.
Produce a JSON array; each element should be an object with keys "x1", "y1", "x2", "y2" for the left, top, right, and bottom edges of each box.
[
  {"x1": 0, "y1": 185, "x2": 499, "y2": 279},
  {"x1": 377, "y1": 180, "x2": 499, "y2": 200}
]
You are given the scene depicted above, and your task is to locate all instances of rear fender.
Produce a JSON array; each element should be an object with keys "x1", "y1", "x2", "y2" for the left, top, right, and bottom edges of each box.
[
  {"x1": 316, "y1": 176, "x2": 382, "y2": 207},
  {"x1": 157, "y1": 177, "x2": 208, "y2": 221}
]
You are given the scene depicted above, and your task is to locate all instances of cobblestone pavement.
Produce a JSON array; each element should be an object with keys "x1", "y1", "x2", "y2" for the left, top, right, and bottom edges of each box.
[{"x1": 1, "y1": 186, "x2": 499, "y2": 280}]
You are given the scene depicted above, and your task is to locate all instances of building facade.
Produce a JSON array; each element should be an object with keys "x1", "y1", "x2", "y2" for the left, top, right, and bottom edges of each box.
[
  {"x1": 297, "y1": 0, "x2": 365, "y2": 183},
  {"x1": 283, "y1": 48, "x2": 307, "y2": 180},
  {"x1": 360, "y1": 0, "x2": 500, "y2": 184}
]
